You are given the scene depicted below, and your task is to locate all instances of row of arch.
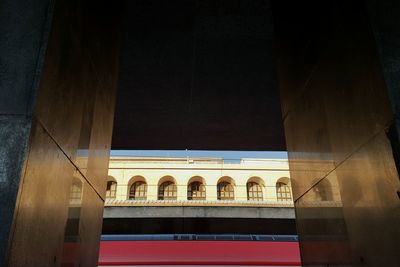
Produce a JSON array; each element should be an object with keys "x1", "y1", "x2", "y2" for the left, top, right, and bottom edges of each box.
[{"x1": 106, "y1": 176, "x2": 292, "y2": 201}]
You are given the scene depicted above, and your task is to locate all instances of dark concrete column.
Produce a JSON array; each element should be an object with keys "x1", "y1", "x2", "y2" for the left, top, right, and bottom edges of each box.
[
  {"x1": 367, "y1": 0, "x2": 400, "y2": 176},
  {"x1": 0, "y1": 0, "x2": 54, "y2": 265},
  {"x1": 274, "y1": 1, "x2": 400, "y2": 266},
  {"x1": 0, "y1": 1, "x2": 120, "y2": 266}
]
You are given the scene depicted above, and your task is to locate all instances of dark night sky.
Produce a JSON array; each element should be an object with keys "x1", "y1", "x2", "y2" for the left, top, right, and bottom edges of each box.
[{"x1": 111, "y1": 0, "x2": 286, "y2": 150}]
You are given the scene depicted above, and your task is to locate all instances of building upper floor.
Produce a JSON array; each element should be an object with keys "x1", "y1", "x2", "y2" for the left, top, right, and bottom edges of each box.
[{"x1": 105, "y1": 157, "x2": 294, "y2": 206}]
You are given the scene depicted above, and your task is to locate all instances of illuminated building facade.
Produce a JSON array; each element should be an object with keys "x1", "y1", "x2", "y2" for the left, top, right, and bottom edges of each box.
[{"x1": 105, "y1": 156, "x2": 294, "y2": 206}]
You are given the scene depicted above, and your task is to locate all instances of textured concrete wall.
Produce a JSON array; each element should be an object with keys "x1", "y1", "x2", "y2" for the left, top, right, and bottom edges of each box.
[
  {"x1": 274, "y1": 1, "x2": 400, "y2": 266},
  {"x1": 1, "y1": 1, "x2": 120, "y2": 266},
  {"x1": 0, "y1": 0, "x2": 53, "y2": 265}
]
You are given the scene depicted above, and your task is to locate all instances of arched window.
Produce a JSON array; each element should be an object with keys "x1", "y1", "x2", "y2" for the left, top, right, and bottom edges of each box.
[
  {"x1": 217, "y1": 181, "x2": 234, "y2": 200},
  {"x1": 313, "y1": 179, "x2": 333, "y2": 201},
  {"x1": 247, "y1": 182, "x2": 263, "y2": 201},
  {"x1": 69, "y1": 177, "x2": 83, "y2": 204},
  {"x1": 276, "y1": 180, "x2": 292, "y2": 201},
  {"x1": 129, "y1": 181, "x2": 147, "y2": 200},
  {"x1": 158, "y1": 181, "x2": 177, "y2": 200},
  {"x1": 188, "y1": 181, "x2": 206, "y2": 200},
  {"x1": 106, "y1": 180, "x2": 117, "y2": 200}
]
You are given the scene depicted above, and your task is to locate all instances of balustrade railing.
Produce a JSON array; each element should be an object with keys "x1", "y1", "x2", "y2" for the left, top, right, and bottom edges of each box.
[{"x1": 104, "y1": 199, "x2": 295, "y2": 207}]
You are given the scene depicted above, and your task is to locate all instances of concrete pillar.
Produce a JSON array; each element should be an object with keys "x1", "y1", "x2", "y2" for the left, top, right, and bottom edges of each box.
[
  {"x1": 0, "y1": 1, "x2": 120, "y2": 266},
  {"x1": 0, "y1": 1, "x2": 53, "y2": 265},
  {"x1": 276, "y1": 1, "x2": 400, "y2": 266}
]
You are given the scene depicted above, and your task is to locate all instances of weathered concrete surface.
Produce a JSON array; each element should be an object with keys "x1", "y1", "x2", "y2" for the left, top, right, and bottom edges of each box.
[
  {"x1": 0, "y1": 0, "x2": 53, "y2": 115},
  {"x1": 0, "y1": 117, "x2": 31, "y2": 266},
  {"x1": 104, "y1": 206, "x2": 295, "y2": 219},
  {"x1": 0, "y1": 0, "x2": 53, "y2": 265}
]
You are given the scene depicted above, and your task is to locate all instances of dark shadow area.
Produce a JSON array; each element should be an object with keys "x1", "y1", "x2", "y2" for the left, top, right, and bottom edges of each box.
[
  {"x1": 102, "y1": 218, "x2": 296, "y2": 235},
  {"x1": 112, "y1": 0, "x2": 286, "y2": 151}
]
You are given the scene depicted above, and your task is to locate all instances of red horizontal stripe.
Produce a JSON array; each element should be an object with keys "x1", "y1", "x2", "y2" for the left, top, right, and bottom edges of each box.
[
  {"x1": 98, "y1": 241, "x2": 301, "y2": 266},
  {"x1": 99, "y1": 262, "x2": 300, "y2": 266}
]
